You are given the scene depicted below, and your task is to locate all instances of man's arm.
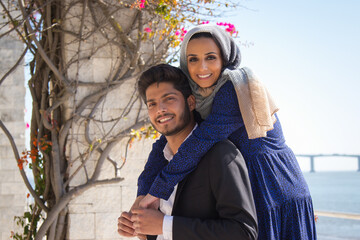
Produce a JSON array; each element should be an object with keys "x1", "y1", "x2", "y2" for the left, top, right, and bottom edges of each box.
[{"x1": 172, "y1": 141, "x2": 258, "y2": 240}]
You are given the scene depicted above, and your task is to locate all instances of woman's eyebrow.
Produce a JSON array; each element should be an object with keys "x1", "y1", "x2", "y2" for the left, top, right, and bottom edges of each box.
[{"x1": 205, "y1": 52, "x2": 218, "y2": 55}]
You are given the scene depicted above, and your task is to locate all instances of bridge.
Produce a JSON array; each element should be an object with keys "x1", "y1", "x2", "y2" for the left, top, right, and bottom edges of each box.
[{"x1": 296, "y1": 154, "x2": 360, "y2": 172}]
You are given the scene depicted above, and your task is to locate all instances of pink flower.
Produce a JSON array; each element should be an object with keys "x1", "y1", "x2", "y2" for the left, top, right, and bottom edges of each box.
[
  {"x1": 180, "y1": 37, "x2": 184, "y2": 41},
  {"x1": 144, "y1": 27, "x2": 152, "y2": 33},
  {"x1": 26, "y1": 123, "x2": 30, "y2": 129},
  {"x1": 175, "y1": 30, "x2": 180, "y2": 36},
  {"x1": 141, "y1": 0, "x2": 145, "y2": 2},
  {"x1": 139, "y1": 3, "x2": 145, "y2": 8}
]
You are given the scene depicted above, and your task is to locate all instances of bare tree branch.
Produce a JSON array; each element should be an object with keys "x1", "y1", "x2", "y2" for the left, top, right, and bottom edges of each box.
[{"x1": 0, "y1": 119, "x2": 49, "y2": 212}]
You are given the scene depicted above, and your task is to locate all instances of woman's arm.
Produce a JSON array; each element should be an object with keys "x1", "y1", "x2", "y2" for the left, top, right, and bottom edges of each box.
[
  {"x1": 149, "y1": 81, "x2": 244, "y2": 199},
  {"x1": 137, "y1": 135, "x2": 168, "y2": 196}
]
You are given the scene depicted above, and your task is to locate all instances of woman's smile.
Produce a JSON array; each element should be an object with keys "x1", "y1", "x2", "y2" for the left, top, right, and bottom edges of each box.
[{"x1": 186, "y1": 37, "x2": 223, "y2": 88}]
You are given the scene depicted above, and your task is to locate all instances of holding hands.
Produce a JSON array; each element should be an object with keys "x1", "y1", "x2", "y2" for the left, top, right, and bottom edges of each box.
[{"x1": 118, "y1": 195, "x2": 162, "y2": 239}]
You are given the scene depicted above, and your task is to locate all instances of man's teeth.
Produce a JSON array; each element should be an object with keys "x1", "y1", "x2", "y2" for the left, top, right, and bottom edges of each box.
[
  {"x1": 159, "y1": 117, "x2": 172, "y2": 123},
  {"x1": 198, "y1": 74, "x2": 211, "y2": 78}
]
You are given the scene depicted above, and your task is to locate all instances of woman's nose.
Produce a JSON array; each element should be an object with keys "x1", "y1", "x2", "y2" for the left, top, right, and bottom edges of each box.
[{"x1": 199, "y1": 59, "x2": 208, "y2": 70}]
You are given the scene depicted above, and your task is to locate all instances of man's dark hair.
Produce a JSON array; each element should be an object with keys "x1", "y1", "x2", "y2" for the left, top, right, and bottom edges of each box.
[{"x1": 138, "y1": 64, "x2": 192, "y2": 102}]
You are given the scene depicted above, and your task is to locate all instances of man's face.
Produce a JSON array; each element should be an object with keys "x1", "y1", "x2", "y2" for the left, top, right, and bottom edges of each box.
[{"x1": 145, "y1": 82, "x2": 194, "y2": 136}]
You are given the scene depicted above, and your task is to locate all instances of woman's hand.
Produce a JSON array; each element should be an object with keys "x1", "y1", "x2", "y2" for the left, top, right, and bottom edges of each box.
[
  {"x1": 130, "y1": 195, "x2": 145, "y2": 212},
  {"x1": 139, "y1": 193, "x2": 160, "y2": 209}
]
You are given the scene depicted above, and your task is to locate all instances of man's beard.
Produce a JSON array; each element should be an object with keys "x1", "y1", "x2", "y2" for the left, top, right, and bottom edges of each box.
[{"x1": 152, "y1": 103, "x2": 192, "y2": 136}]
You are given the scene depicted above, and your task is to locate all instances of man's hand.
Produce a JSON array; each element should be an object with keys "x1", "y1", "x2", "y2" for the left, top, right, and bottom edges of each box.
[
  {"x1": 131, "y1": 208, "x2": 164, "y2": 235},
  {"x1": 117, "y1": 211, "x2": 136, "y2": 237},
  {"x1": 139, "y1": 193, "x2": 160, "y2": 209},
  {"x1": 117, "y1": 211, "x2": 146, "y2": 240}
]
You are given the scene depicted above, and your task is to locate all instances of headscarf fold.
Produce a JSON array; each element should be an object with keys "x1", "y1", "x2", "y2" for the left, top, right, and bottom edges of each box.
[{"x1": 180, "y1": 25, "x2": 279, "y2": 139}]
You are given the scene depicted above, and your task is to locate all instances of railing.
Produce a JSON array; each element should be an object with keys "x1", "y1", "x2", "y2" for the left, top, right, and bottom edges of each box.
[{"x1": 296, "y1": 154, "x2": 360, "y2": 172}]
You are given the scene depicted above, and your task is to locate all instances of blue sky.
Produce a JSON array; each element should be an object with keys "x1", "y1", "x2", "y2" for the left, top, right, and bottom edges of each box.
[{"x1": 216, "y1": 0, "x2": 360, "y2": 171}]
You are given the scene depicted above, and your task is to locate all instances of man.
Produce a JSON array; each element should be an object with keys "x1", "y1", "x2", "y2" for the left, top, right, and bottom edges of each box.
[{"x1": 118, "y1": 64, "x2": 258, "y2": 240}]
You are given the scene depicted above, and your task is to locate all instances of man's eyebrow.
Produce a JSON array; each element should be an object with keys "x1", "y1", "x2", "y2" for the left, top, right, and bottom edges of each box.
[{"x1": 146, "y1": 92, "x2": 178, "y2": 103}]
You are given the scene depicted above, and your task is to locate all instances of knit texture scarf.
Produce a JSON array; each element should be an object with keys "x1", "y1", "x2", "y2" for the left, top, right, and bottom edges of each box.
[{"x1": 180, "y1": 25, "x2": 279, "y2": 139}]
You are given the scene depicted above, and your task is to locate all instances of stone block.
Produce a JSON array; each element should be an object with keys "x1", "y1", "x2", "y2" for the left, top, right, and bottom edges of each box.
[
  {"x1": 68, "y1": 201, "x2": 94, "y2": 214},
  {"x1": 0, "y1": 85, "x2": 25, "y2": 108},
  {"x1": 119, "y1": 186, "x2": 137, "y2": 212},
  {"x1": 0, "y1": 121, "x2": 25, "y2": 134},
  {"x1": 67, "y1": 159, "x2": 97, "y2": 187},
  {"x1": 0, "y1": 170, "x2": 15, "y2": 182},
  {"x1": 67, "y1": 213, "x2": 95, "y2": 239},
  {"x1": 95, "y1": 212, "x2": 122, "y2": 239},
  {"x1": 92, "y1": 58, "x2": 116, "y2": 83},
  {"x1": 92, "y1": 185, "x2": 122, "y2": 213},
  {"x1": 1, "y1": 182, "x2": 27, "y2": 195},
  {"x1": 69, "y1": 187, "x2": 97, "y2": 206},
  {"x1": 0, "y1": 156, "x2": 18, "y2": 170},
  {"x1": 0, "y1": 194, "x2": 25, "y2": 208},
  {"x1": 0, "y1": 109, "x2": 24, "y2": 122},
  {"x1": 0, "y1": 195, "x2": 14, "y2": 207},
  {"x1": 101, "y1": 79, "x2": 138, "y2": 109},
  {"x1": 67, "y1": 58, "x2": 94, "y2": 83},
  {"x1": 0, "y1": 146, "x2": 17, "y2": 161},
  {"x1": 0, "y1": 206, "x2": 26, "y2": 233},
  {"x1": 0, "y1": 73, "x2": 14, "y2": 87},
  {"x1": 0, "y1": 67, "x2": 25, "y2": 87}
]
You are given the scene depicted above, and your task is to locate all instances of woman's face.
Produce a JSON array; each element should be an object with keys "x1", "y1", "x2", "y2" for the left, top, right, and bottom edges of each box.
[{"x1": 186, "y1": 37, "x2": 223, "y2": 88}]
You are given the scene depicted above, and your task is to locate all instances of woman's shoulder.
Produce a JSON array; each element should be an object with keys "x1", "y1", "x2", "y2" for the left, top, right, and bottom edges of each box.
[{"x1": 214, "y1": 80, "x2": 237, "y2": 99}]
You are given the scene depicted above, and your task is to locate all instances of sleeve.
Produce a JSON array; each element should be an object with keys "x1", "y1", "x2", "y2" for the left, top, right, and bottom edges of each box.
[
  {"x1": 137, "y1": 135, "x2": 168, "y2": 196},
  {"x1": 162, "y1": 215, "x2": 173, "y2": 240},
  {"x1": 149, "y1": 81, "x2": 244, "y2": 199},
  {"x1": 173, "y1": 143, "x2": 258, "y2": 240}
]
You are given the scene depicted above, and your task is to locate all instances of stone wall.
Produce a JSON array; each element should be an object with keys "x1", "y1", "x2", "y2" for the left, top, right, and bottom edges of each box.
[
  {"x1": 63, "y1": 2, "x2": 157, "y2": 239},
  {"x1": 0, "y1": 14, "x2": 27, "y2": 240},
  {"x1": 67, "y1": 138, "x2": 153, "y2": 240}
]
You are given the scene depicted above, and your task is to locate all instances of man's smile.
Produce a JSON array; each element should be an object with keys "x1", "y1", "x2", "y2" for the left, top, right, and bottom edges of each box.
[{"x1": 157, "y1": 114, "x2": 175, "y2": 124}]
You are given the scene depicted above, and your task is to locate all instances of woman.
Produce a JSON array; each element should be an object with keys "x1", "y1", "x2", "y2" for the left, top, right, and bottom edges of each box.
[{"x1": 137, "y1": 25, "x2": 317, "y2": 239}]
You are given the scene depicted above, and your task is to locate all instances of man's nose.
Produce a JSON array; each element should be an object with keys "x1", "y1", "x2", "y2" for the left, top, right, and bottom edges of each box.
[{"x1": 157, "y1": 102, "x2": 167, "y2": 113}]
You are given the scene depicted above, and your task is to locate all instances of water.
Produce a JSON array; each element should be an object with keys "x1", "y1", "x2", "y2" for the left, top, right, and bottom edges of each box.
[{"x1": 303, "y1": 172, "x2": 360, "y2": 240}]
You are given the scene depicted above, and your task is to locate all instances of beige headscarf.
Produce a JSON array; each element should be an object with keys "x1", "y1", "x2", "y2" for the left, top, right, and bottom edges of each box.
[{"x1": 180, "y1": 25, "x2": 279, "y2": 139}]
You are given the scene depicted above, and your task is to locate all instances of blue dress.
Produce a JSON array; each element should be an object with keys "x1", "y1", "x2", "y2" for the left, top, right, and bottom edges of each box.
[{"x1": 138, "y1": 81, "x2": 317, "y2": 239}]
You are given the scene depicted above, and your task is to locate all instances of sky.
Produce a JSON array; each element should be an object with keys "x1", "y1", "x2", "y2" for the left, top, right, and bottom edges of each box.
[{"x1": 213, "y1": 0, "x2": 360, "y2": 171}]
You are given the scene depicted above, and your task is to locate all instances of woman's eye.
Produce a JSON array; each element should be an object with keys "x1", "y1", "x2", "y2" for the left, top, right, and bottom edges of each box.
[{"x1": 207, "y1": 55, "x2": 216, "y2": 60}]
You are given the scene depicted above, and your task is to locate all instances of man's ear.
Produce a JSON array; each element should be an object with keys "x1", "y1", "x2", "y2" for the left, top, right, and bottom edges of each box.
[{"x1": 187, "y1": 95, "x2": 196, "y2": 111}]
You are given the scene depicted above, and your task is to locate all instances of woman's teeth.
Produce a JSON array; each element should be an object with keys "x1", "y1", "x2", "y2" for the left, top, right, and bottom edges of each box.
[{"x1": 198, "y1": 74, "x2": 211, "y2": 78}]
